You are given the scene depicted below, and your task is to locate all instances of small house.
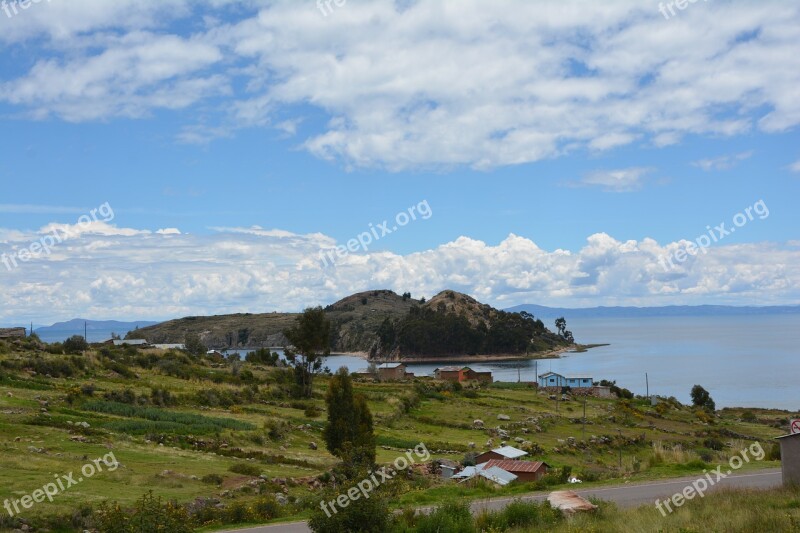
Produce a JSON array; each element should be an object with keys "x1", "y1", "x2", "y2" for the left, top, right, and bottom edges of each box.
[
  {"x1": 538, "y1": 372, "x2": 593, "y2": 389},
  {"x1": 477, "y1": 466, "x2": 517, "y2": 486},
  {"x1": 0, "y1": 327, "x2": 26, "y2": 339},
  {"x1": 378, "y1": 363, "x2": 412, "y2": 381},
  {"x1": 433, "y1": 366, "x2": 462, "y2": 381},
  {"x1": 113, "y1": 339, "x2": 149, "y2": 347},
  {"x1": 475, "y1": 445, "x2": 528, "y2": 464},
  {"x1": 776, "y1": 432, "x2": 800, "y2": 486},
  {"x1": 478, "y1": 459, "x2": 550, "y2": 482},
  {"x1": 434, "y1": 366, "x2": 492, "y2": 384},
  {"x1": 153, "y1": 343, "x2": 186, "y2": 350}
]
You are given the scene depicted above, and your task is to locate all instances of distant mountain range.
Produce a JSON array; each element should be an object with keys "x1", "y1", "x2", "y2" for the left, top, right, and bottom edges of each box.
[
  {"x1": 505, "y1": 304, "x2": 800, "y2": 319},
  {"x1": 34, "y1": 319, "x2": 159, "y2": 343}
]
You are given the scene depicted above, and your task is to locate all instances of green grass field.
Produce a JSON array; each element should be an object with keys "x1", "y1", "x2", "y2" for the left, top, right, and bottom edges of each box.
[{"x1": 0, "y1": 339, "x2": 792, "y2": 531}]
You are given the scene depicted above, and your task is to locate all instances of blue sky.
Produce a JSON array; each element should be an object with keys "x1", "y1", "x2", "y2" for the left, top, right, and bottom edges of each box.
[{"x1": 1, "y1": 1, "x2": 799, "y2": 323}]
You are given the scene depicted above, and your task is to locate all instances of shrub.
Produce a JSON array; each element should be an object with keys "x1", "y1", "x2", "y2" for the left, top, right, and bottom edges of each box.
[
  {"x1": 104, "y1": 389, "x2": 138, "y2": 404},
  {"x1": 266, "y1": 419, "x2": 291, "y2": 441},
  {"x1": 63, "y1": 335, "x2": 89, "y2": 354},
  {"x1": 304, "y1": 404, "x2": 322, "y2": 418},
  {"x1": 411, "y1": 501, "x2": 475, "y2": 533},
  {"x1": 150, "y1": 388, "x2": 176, "y2": 407},
  {"x1": 94, "y1": 491, "x2": 193, "y2": 533},
  {"x1": 201, "y1": 474, "x2": 223, "y2": 485},
  {"x1": 704, "y1": 437, "x2": 724, "y2": 451},
  {"x1": 228, "y1": 463, "x2": 262, "y2": 477},
  {"x1": 309, "y1": 484, "x2": 389, "y2": 533},
  {"x1": 742, "y1": 411, "x2": 758, "y2": 423}
]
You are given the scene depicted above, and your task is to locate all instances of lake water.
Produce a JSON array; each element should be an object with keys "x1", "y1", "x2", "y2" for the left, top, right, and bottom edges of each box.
[
  {"x1": 72, "y1": 314, "x2": 797, "y2": 411},
  {"x1": 305, "y1": 315, "x2": 798, "y2": 411}
]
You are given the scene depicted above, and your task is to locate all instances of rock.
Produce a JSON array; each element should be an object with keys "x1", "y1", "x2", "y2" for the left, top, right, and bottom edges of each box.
[
  {"x1": 309, "y1": 442, "x2": 318, "y2": 450},
  {"x1": 486, "y1": 438, "x2": 494, "y2": 447},
  {"x1": 5, "y1": 392, "x2": 11, "y2": 397},
  {"x1": 473, "y1": 419, "x2": 484, "y2": 428},
  {"x1": 514, "y1": 437, "x2": 524, "y2": 443},
  {"x1": 14, "y1": 437, "x2": 21, "y2": 442},
  {"x1": 521, "y1": 428, "x2": 530, "y2": 434},
  {"x1": 497, "y1": 414, "x2": 511, "y2": 421},
  {"x1": 468, "y1": 442, "x2": 475, "y2": 449},
  {"x1": 274, "y1": 493, "x2": 288, "y2": 505}
]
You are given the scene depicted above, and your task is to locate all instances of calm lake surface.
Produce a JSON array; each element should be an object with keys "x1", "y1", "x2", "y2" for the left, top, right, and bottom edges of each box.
[
  {"x1": 69, "y1": 314, "x2": 797, "y2": 411},
  {"x1": 312, "y1": 315, "x2": 799, "y2": 411}
]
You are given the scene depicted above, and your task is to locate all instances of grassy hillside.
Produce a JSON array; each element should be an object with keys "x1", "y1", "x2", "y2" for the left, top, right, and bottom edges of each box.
[
  {"x1": 0, "y1": 335, "x2": 790, "y2": 531},
  {"x1": 127, "y1": 289, "x2": 570, "y2": 358}
]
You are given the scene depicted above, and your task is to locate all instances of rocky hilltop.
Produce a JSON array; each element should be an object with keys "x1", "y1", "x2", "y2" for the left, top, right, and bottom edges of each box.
[{"x1": 128, "y1": 289, "x2": 571, "y2": 359}]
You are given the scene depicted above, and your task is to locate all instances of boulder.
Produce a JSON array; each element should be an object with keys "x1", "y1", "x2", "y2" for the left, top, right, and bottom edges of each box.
[
  {"x1": 473, "y1": 419, "x2": 484, "y2": 428},
  {"x1": 309, "y1": 442, "x2": 318, "y2": 450},
  {"x1": 497, "y1": 414, "x2": 511, "y2": 421}
]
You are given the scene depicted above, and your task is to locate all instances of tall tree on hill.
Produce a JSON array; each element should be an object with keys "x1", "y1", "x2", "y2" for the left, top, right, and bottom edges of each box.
[
  {"x1": 284, "y1": 307, "x2": 331, "y2": 398},
  {"x1": 555, "y1": 317, "x2": 567, "y2": 337},
  {"x1": 324, "y1": 367, "x2": 376, "y2": 470},
  {"x1": 691, "y1": 384, "x2": 716, "y2": 412}
]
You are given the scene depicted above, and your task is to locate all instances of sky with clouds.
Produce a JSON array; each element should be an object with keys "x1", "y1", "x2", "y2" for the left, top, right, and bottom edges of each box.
[{"x1": 1, "y1": 0, "x2": 799, "y2": 324}]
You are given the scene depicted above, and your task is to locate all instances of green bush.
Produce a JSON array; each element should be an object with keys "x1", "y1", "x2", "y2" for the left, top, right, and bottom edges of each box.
[
  {"x1": 201, "y1": 473, "x2": 223, "y2": 485},
  {"x1": 94, "y1": 491, "x2": 193, "y2": 533},
  {"x1": 305, "y1": 404, "x2": 322, "y2": 418},
  {"x1": 742, "y1": 411, "x2": 758, "y2": 423},
  {"x1": 63, "y1": 335, "x2": 89, "y2": 354},
  {"x1": 409, "y1": 501, "x2": 475, "y2": 533},
  {"x1": 228, "y1": 463, "x2": 262, "y2": 477},
  {"x1": 308, "y1": 485, "x2": 390, "y2": 533}
]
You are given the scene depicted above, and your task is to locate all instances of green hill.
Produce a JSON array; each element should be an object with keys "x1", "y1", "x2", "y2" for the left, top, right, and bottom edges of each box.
[{"x1": 128, "y1": 289, "x2": 571, "y2": 358}]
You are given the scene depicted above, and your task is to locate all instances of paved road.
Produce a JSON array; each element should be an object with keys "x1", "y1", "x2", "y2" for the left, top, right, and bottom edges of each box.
[{"x1": 219, "y1": 468, "x2": 782, "y2": 533}]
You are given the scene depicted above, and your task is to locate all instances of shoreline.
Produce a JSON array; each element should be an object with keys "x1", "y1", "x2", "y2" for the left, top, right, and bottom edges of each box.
[{"x1": 333, "y1": 344, "x2": 605, "y2": 364}]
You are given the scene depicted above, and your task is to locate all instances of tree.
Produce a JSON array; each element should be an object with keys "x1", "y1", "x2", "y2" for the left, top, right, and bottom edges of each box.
[
  {"x1": 284, "y1": 307, "x2": 331, "y2": 398},
  {"x1": 184, "y1": 333, "x2": 206, "y2": 356},
  {"x1": 555, "y1": 317, "x2": 567, "y2": 337},
  {"x1": 691, "y1": 385, "x2": 716, "y2": 412},
  {"x1": 308, "y1": 481, "x2": 389, "y2": 533},
  {"x1": 323, "y1": 367, "x2": 375, "y2": 469},
  {"x1": 63, "y1": 335, "x2": 88, "y2": 354}
]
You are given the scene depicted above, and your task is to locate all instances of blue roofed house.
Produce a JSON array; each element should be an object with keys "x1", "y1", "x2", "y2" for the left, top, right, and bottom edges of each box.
[{"x1": 538, "y1": 372, "x2": 593, "y2": 389}]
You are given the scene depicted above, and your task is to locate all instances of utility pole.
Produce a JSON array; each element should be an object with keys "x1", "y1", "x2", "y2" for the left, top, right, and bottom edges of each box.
[{"x1": 582, "y1": 397, "x2": 586, "y2": 441}]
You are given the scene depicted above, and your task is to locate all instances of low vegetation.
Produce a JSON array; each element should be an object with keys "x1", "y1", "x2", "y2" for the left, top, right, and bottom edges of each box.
[{"x1": 0, "y1": 325, "x2": 791, "y2": 532}]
